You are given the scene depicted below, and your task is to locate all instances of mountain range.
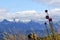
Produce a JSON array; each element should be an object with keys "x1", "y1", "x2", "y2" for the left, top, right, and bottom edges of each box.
[{"x1": 0, "y1": 19, "x2": 60, "y2": 37}]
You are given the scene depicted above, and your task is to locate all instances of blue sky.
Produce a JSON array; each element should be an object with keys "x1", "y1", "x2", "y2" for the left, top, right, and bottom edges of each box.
[
  {"x1": 0, "y1": 0, "x2": 54, "y2": 13},
  {"x1": 0, "y1": 0, "x2": 60, "y2": 22}
]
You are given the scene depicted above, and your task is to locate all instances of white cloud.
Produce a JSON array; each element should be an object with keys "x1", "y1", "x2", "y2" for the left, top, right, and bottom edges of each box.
[
  {"x1": 47, "y1": 8, "x2": 60, "y2": 21},
  {"x1": 0, "y1": 9, "x2": 46, "y2": 22},
  {"x1": 0, "y1": 8, "x2": 8, "y2": 13},
  {"x1": 0, "y1": 8, "x2": 60, "y2": 22},
  {"x1": 0, "y1": 8, "x2": 8, "y2": 21},
  {"x1": 33, "y1": 0, "x2": 60, "y2": 7},
  {"x1": 49, "y1": 8, "x2": 60, "y2": 17},
  {"x1": 12, "y1": 10, "x2": 46, "y2": 22}
]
